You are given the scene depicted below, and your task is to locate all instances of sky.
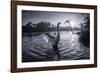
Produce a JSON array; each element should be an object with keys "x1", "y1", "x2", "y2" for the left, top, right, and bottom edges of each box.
[{"x1": 22, "y1": 10, "x2": 89, "y2": 28}]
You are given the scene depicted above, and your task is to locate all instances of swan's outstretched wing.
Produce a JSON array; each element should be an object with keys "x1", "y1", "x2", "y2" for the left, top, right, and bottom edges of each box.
[{"x1": 45, "y1": 33, "x2": 56, "y2": 39}]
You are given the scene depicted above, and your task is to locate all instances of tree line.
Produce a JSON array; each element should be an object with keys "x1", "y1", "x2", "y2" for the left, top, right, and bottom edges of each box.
[{"x1": 22, "y1": 21, "x2": 80, "y2": 33}]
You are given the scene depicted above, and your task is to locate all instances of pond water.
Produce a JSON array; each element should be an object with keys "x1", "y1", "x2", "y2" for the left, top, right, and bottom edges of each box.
[{"x1": 22, "y1": 31, "x2": 90, "y2": 62}]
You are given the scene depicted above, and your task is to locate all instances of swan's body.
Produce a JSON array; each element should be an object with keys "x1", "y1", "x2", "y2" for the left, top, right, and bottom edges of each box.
[{"x1": 52, "y1": 22, "x2": 61, "y2": 60}]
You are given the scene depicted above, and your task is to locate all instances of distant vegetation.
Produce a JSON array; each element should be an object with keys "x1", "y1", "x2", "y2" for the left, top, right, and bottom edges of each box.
[
  {"x1": 22, "y1": 21, "x2": 80, "y2": 33},
  {"x1": 78, "y1": 14, "x2": 90, "y2": 47}
]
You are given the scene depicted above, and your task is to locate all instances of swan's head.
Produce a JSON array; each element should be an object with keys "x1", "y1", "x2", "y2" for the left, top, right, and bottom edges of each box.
[
  {"x1": 64, "y1": 20, "x2": 71, "y2": 24},
  {"x1": 57, "y1": 22, "x2": 61, "y2": 25}
]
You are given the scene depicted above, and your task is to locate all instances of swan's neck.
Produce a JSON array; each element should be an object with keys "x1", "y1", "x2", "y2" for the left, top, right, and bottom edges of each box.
[
  {"x1": 55, "y1": 24, "x2": 60, "y2": 44},
  {"x1": 57, "y1": 24, "x2": 60, "y2": 36},
  {"x1": 52, "y1": 24, "x2": 60, "y2": 47}
]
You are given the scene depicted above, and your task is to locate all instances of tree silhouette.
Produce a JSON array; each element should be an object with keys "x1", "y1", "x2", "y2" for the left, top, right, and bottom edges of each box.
[
  {"x1": 36, "y1": 21, "x2": 51, "y2": 31},
  {"x1": 79, "y1": 14, "x2": 90, "y2": 47},
  {"x1": 26, "y1": 22, "x2": 32, "y2": 27}
]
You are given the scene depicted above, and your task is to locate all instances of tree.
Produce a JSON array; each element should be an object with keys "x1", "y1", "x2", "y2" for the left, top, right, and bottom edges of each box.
[
  {"x1": 79, "y1": 14, "x2": 90, "y2": 47},
  {"x1": 26, "y1": 22, "x2": 32, "y2": 27},
  {"x1": 36, "y1": 21, "x2": 51, "y2": 31}
]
